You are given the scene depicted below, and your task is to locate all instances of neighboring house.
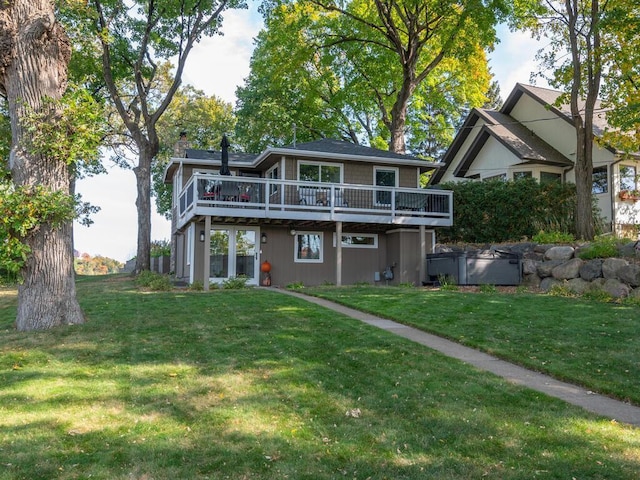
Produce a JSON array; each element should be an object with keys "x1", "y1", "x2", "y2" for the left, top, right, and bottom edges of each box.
[
  {"x1": 431, "y1": 83, "x2": 640, "y2": 236},
  {"x1": 163, "y1": 138, "x2": 452, "y2": 287}
]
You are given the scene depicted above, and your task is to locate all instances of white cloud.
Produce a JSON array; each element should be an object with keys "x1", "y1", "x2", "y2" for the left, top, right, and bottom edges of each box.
[{"x1": 489, "y1": 26, "x2": 551, "y2": 96}]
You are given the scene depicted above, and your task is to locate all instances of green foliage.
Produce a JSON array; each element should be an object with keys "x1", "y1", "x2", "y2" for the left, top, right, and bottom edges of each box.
[
  {"x1": 153, "y1": 81, "x2": 236, "y2": 218},
  {"x1": 479, "y1": 284, "x2": 497, "y2": 294},
  {"x1": 437, "y1": 179, "x2": 584, "y2": 243},
  {"x1": 286, "y1": 281, "x2": 305, "y2": 290},
  {"x1": 0, "y1": 182, "x2": 76, "y2": 275},
  {"x1": 20, "y1": 86, "x2": 105, "y2": 167},
  {"x1": 582, "y1": 287, "x2": 615, "y2": 303},
  {"x1": 74, "y1": 254, "x2": 123, "y2": 275},
  {"x1": 600, "y1": 1, "x2": 640, "y2": 153},
  {"x1": 532, "y1": 230, "x2": 576, "y2": 244},
  {"x1": 150, "y1": 239, "x2": 171, "y2": 258},
  {"x1": 135, "y1": 270, "x2": 173, "y2": 291},
  {"x1": 578, "y1": 236, "x2": 621, "y2": 259},
  {"x1": 0, "y1": 99, "x2": 10, "y2": 179},
  {"x1": 236, "y1": 0, "x2": 506, "y2": 153},
  {"x1": 548, "y1": 283, "x2": 576, "y2": 298},
  {"x1": 189, "y1": 280, "x2": 204, "y2": 291},
  {"x1": 221, "y1": 275, "x2": 249, "y2": 289}
]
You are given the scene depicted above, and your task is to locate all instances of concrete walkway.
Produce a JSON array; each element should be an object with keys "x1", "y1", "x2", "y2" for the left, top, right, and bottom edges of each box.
[{"x1": 277, "y1": 288, "x2": 640, "y2": 427}]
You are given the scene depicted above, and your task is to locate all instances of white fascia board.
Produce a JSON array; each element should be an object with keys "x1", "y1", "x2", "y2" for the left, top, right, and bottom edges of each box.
[{"x1": 253, "y1": 147, "x2": 445, "y2": 171}]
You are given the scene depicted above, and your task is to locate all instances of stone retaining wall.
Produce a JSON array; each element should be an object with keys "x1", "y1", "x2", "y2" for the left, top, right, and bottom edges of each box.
[{"x1": 435, "y1": 242, "x2": 640, "y2": 299}]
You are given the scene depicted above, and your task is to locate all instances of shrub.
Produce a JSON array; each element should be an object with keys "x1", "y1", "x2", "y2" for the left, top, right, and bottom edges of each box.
[
  {"x1": 286, "y1": 281, "x2": 305, "y2": 290},
  {"x1": 135, "y1": 270, "x2": 172, "y2": 291},
  {"x1": 479, "y1": 284, "x2": 497, "y2": 294},
  {"x1": 437, "y1": 179, "x2": 602, "y2": 243},
  {"x1": 532, "y1": 230, "x2": 575, "y2": 244},
  {"x1": 150, "y1": 239, "x2": 171, "y2": 258},
  {"x1": 221, "y1": 276, "x2": 248, "y2": 289},
  {"x1": 189, "y1": 280, "x2": 204, "y2": 291},
  {"x1": 578, "y1": 236, "x2": 620, "y2": 259}
]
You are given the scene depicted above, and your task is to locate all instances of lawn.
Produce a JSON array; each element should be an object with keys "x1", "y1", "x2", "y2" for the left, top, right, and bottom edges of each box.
[
  {"x1": 306, "y1": 286, "x2": 640, "y2": 406},
  {"x1": 0, "y1": 276, "x2": 638, "y2": 479}
]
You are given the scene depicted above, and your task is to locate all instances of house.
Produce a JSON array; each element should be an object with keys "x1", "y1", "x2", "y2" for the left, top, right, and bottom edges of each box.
[
  {"x1": 431, "y1": 83, "x2": 640, "y2": 236},
  {"x1": 163, "y1": 138, "x2": 453, "y2": 288}
]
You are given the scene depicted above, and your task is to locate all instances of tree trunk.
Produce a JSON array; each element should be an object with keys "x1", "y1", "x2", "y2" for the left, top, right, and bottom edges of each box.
[
  {"x1": 388, "y1": 76, "x2": 415, "y2": 154},
  {"x1": 133, "y1": 147, "x2": 153, "y2": 274},
  {"x1": 0, "y1": 0, "x2": 84, "y2": 330},
  {"x1": 574, "y1": 125, "x2": 596, "y2": 240}
]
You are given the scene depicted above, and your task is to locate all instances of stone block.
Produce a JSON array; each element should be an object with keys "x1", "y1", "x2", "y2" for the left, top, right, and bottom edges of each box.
[
  {"x1": 552, "y1": 258, "x2": 583, "y2": 280},
  {"x1": 602, "y1": 278, "x2": 631, "y2": 298},
  {"x1": 539, "y1": 277, "x2": 561, "y2": 292},
  {"x1": 522, "y1": 273, "x2": 541, "y2": 288},
  {"x1": 579, "y1": 259, "x2": 603, "y2": 281},
  {"x1": 566, "y1": 278, "x2": 589, "y2": 294},
  {"x1": 602, "y1": 258, "x2": 629, "y2": 279},
  {"x1": 537, "y1": 260, "x2": 563, "y2": 278},
  {"x1": 617, "y1": 264, "x2": 640, "y2": 287},
  {"x1": 544, "y1": 246, "x2": 575, "y2": 261},
  {"x1": 522, "y1": 259, "x2": 539, "y2": 275}
]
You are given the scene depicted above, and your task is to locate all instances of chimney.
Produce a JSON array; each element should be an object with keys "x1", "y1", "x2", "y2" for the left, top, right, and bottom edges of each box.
[{"x1": 173, "y1": 131, "x2": 190, "y2": 157}]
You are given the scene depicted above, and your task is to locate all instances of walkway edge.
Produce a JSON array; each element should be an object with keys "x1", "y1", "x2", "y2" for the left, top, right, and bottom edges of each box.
[{"x1": 275, "y1": 288, "x2": 640, "y2": 427}]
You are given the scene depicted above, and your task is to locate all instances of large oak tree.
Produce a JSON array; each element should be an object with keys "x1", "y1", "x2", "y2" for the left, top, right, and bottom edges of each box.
[{"x1": 0, "y1": 0, "x2": 83, "y2": 330}]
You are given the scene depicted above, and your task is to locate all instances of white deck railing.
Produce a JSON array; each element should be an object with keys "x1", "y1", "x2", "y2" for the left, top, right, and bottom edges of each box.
[{"x1": 176, "y1": 174, "x2": 453, "y2": 229}]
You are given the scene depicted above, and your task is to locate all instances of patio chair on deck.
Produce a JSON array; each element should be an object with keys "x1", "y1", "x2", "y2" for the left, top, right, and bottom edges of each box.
[{"x1": 219, "y1": 181, "x2": 239, "y2": 201}]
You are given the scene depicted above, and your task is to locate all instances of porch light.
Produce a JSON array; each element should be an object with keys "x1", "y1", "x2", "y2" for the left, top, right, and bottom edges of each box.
[
  {"x1": 290, "y1": 229, "x2": 296, "y2": 236},
  {"x1": 199, "y1": 230, "x2": 205, "y2": 242},
  {"x1": 261, "y1": 232, "x2": 268, "y2": 244}
]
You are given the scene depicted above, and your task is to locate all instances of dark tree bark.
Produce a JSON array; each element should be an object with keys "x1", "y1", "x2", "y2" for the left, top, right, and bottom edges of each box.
[
  {"x1": 565, "y1": 0, "x2": 600, "y2": 240},
  {"x1": 0, "y1": 0, "x2": 84, "y2": 330}
]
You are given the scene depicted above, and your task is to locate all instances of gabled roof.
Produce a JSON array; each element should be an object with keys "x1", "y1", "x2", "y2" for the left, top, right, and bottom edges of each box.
[
  {"x1": 503, "y1": 83, "x2": 609, "y2": 137},
  {"x1": 432, "y1": 105, "x2": 571, "y2": 183}
]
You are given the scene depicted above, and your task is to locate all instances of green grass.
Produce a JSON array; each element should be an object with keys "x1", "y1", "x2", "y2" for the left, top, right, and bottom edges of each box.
[
  {"x1": 0, "y1": 276, "x2": 638, "y2": 479},
  {"x1": 306, "y1": 286, "x2": 640, "y2": 405}
]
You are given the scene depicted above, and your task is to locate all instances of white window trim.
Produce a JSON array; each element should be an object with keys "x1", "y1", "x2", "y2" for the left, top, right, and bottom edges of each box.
[
  {"x1": 266, "y1": 162, "x2": 280, "y2": 195},
  {"x1": 333, "y1": 233, "x2": 379, "y2": 249},
  {"x1": 297, "y1": 160, "x2": 344, "y2": 184},
  {"x1": 374, "y1": 166, "x2": 399, "y2": 206},
  {"x1": 294, "y1": 231, "x2": 324, "y2": 263}
]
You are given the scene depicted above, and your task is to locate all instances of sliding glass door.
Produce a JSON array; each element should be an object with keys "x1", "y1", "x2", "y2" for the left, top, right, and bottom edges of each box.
[{"x1": 209, "y1": 227, "x2": 259, "y2": 284}]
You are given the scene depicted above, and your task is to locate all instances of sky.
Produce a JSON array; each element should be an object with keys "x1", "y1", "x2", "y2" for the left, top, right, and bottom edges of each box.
[{"x1": 73, "y1": 6, "x2": 549, "y2": 263}]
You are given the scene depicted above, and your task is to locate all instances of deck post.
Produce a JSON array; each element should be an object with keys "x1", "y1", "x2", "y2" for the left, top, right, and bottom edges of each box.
[
  {"x1": 336, "y1": 221, "x2": 343, "y2": 286},
  {"x1": 203, "y1": 216, "x2": 211, "y2": 291},
  {"x1": 419, "y1": 225, "x2": 426, "y2": 286}
]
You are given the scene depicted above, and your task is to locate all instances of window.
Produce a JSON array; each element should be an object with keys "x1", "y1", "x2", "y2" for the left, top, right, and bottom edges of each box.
[
  {"x1": 620, "y1": 165, "x2": 637, "y2": 191},
  {"x1": 592, "y1": 166, "x2": 608, "y2": 194},
  {"x1": 266, "y1": 164, "x2": 279, "y2": 195},
  {"x1": 374, "y1": 167, "x2": 398, "y2": 205},
  {"x1": 298, "y1": 161, "x2": 342, "y2": 183},
  {"x1": 294, "y1": 232, "x2": 323, "y2": 263},
  {"x1": 540, "y1": 171, "x2": 561, "y2": 185},
  {"x1": 337, "y1": 233, "x2": 378, "y2": 248},
  {"x1": 484, "y1": 173, "x2": 507, "y2": 181},
  {"x1": 513, "y1": 171, "x2": 532, "y2": 180}
]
